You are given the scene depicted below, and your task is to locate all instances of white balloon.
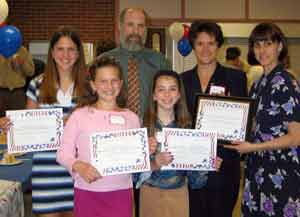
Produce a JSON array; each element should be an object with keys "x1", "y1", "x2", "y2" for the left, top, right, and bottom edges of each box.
[
  {"x1": 0, "y1": 0, "x2": 9, "y2": 24},
  {"x1": 168, "y1": 22, "x2": 184, "y2": 41}
]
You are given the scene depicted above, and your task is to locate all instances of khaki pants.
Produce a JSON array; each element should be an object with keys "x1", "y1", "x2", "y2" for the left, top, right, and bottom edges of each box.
[{"x1": 140, "y1": 183, "x2": 189, "y2": 217}]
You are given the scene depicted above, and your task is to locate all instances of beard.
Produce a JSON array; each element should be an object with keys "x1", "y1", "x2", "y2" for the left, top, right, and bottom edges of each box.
[{"x1": 120, "y1": 30, "x2": 147, "y2": 51}]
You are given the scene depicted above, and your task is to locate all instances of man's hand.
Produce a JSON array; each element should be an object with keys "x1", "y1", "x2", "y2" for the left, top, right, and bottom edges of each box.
[{"x1": 10, "y1": 54, "x2": 24, "y2": 71}]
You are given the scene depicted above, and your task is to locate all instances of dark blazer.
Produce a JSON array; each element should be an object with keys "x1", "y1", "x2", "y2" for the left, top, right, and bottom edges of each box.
[{"x1": 181, "y1": 63, "x2": 248, "y2": 189}]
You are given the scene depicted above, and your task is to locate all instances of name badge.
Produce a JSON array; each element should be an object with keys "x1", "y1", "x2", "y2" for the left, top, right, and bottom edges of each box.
[
  {"x1": 109, "y1": 115, "x2": 125, "y2": 125},
  {"x1": 209, "y1": 85, "x2": 226, "y2": 95}
]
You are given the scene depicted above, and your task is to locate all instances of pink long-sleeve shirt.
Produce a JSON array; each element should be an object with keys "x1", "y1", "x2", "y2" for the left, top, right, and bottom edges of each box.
[{"x1": 57, "y1": 106, "x2": 140, "y2": 192}]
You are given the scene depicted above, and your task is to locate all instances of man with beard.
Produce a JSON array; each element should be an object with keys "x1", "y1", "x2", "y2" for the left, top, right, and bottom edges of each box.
[
  {"x1": 101, "y1": 8, "x2": 170, "y2": 217},
  {"x1": 102, "y1": 7, "x2": 170, "y2": 119}
]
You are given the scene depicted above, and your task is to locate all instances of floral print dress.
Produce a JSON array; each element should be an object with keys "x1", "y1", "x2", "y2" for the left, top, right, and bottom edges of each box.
[{"x1": 242, "y1": 64, "x2": 300, "y2": 217}]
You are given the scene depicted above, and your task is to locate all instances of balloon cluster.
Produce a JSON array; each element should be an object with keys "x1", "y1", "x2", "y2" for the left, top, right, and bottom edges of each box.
[
  {"x1": 0, "y1": 0, "x2": 22, "y2": 58},
  {"x1": 169, "y1": 22, "x2": 192, "y2": 57}
]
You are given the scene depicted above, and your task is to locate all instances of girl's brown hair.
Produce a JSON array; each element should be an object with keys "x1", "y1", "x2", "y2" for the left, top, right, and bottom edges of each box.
[
  {"x1": 143, "y1": 70, "x2": 191, "y2": 136},
  {"x1": 78, "y1": 56, "x2": 126, "y2": 108},
  {"x1": 39, "y1": 26, "x2": 86, "y2": 104}
]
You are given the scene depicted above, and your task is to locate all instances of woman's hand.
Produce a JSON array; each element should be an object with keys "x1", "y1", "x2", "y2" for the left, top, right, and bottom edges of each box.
[
  {"x1": 224, "y1": 122, "x2": 300, "y2": 153},
  {"x1": 148, "y1": 136, "x2": 158, "y2": 154},
  {"x1": 154, "y1": 152, "x2": 173, "y2": 168},
  {"x1": 72, "y1": 161, "x2": 102, "y2": 183},
  {"x1": 0, "y1": 117, "x2": 11, "y2": 132},
  {"x1": 213, "y1": 156, "x2": 223, "y2": 171},
  {"x1": 224, "y1": 141, "x2": 258, "y2": 154},
  {"x1": 287, "y1": 121, "x2": 300, "y2": 146}
]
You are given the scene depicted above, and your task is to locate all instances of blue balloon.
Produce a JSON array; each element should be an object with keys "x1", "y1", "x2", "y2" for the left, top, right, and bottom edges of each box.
[
  {"x1": 0, "y1": 25, "x2": 23, "y2": 58},
  {"x1": 177, "y1": 37, "x2": 192, "y2": 57}
]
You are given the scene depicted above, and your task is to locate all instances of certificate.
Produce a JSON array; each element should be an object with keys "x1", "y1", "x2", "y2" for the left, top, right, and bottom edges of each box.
[
  {"x1": 90, "y1": 128, "x2": 150, "y2": 176},
  {"x1": 161, "y1": 128, "x2": 217, "y2": 171},
  {"x1": 194, "y1": 94, "x2": 253, "y2": 143},
  {"x1": 6, "y1": 108, "x2": 63, "y2": 153}
]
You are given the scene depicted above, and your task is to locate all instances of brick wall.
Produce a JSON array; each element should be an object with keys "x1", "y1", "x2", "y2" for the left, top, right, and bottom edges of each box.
[{"x1": 7, "y1": 0, "x2": 115, "y2": 46}]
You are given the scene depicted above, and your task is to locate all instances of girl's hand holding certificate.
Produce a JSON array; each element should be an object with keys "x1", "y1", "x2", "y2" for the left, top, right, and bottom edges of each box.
[
  {"x1": 149, "y1": 136, "x2": 174, "y2": 170},
  {"x1": 73, "y1": 160, "x2": 102, "y2": 183},
  {"x1": 154, "y1": 152, "x2": 174, "y2": 169},
  {"x1": 0, "y1": 117, "x2": 11, "y2": 132},
  {"x1": 213, "y1": 157, "x2": 223, "y2": 171}
]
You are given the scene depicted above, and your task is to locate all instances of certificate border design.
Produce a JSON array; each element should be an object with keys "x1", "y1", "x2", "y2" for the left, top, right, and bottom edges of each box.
[
  {"x1": 162, "y1": 128, "x2": 217, "y2": 171},
  {"x1": 194, "y1": 94, "x2": 254, "y2": 143},
  {"x1": 7, "y1": 108, "x2": 63, "y2": 153},
  {"x1": 90, "y1": 128, "x2": 150, "y2": 176}
]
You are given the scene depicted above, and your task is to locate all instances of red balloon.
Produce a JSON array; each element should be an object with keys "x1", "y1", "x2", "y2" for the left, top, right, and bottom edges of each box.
[
  {"x1": 0, "y1": 22, "x2": 6, "y2": 28},
  {"x1": 183, "y1": 24, "x2": 190, "y2": 38}
]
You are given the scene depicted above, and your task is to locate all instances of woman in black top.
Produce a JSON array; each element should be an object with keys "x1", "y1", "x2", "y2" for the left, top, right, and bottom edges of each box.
[{"x1": 181, "y1": 21, "x2": 248, "y2": 217}]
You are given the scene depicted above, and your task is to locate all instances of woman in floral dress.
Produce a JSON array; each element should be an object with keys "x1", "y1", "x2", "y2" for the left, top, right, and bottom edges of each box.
[{"x1": 226, "y1": 23, "x2": 300, "y2": 216}]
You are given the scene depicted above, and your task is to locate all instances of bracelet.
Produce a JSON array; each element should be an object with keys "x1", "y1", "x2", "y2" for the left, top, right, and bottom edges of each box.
[{"x1": 150, "y1": 153, "x2": 156, "y2": 161}]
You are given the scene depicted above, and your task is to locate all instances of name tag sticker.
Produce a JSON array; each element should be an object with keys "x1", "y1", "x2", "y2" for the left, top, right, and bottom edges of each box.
[
  {"x1": 155, "y1": 131, "x2": 164, "y2": 143},
  {"x1": 109, "y1": 115, "x2": 125, "y2": 125},
  {"x1": 209, "y1": 85, "x2": 226, "y2": 95}
]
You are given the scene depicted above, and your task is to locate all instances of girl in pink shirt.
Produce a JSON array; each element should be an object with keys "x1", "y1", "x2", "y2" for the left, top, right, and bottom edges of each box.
[{"x1": 57, "y1": 56, "x2": 140, "y2": 217}]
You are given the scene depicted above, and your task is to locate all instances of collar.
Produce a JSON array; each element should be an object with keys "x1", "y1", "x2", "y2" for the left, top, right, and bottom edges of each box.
[
  {"x1": 155, "y1": 119, "x2": 177, "y2": 131},
  {"x1": 191, "y1": 62, "x2": 226, "y2": 94},
  {"x1": 264, "y1": 63, "x2": 285, "y2": 78},
  {"x1": 119, "y1": 46, "x2": 146, "y2": 57}
]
